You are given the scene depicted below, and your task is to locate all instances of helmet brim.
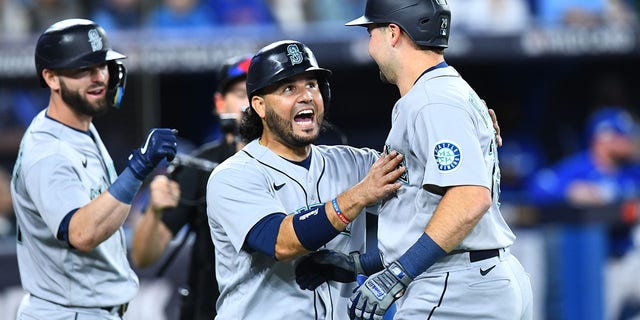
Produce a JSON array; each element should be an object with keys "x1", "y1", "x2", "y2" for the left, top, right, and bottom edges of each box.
[{"x1": 345, "y1": 16, "x2": 374, "y2": 26}]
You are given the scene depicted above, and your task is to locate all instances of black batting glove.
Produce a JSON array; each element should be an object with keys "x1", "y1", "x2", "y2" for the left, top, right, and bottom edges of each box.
[
  {"x1": 348, "y1": 261, "x2": 413, "y2": 320},
  {"x1": 295, "y1": 249, "x2": 365, "y2": 290},
  {"x1": 127, "y1": 128, "x2": 177, "y2": 180}
]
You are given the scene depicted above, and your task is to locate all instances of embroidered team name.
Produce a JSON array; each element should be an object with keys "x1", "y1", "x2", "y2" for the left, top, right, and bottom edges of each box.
[{"x1": 434, "y1": 141, "x2": 461, "y2": 172}]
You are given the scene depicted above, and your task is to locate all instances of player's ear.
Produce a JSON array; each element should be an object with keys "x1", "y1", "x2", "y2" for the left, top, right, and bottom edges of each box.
[
  {"x1": 42, "y1": 69, "x2": 60, "y2": 90},
  {"x1": 388, "y1": 24, "x2": 402, "y2": 46},
  {"x1": 251, "y1": 95, "x2": 266, "y2": 119}
]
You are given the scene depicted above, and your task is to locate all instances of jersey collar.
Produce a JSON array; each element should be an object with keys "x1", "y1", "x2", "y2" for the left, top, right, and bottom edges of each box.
[{"x1": 414, "y1": 60, "x2": 448, "y2": 86}]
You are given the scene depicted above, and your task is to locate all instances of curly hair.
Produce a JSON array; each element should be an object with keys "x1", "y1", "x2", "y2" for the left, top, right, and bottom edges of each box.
[{"x1": 239, "y1": 105, "x2": 263, "y2": 143}]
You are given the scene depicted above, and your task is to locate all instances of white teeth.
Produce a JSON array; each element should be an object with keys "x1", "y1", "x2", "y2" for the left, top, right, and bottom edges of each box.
[{"x1": 297, "y1": 110, "x2": 313, "y2": 116}]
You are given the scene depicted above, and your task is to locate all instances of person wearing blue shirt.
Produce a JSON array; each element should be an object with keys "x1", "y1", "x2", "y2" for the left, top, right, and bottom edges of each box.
[
  {"x1": 528, "y1": 106, "x2": 640, "y2": 320},
  {"x1": 146, "y1": 0, "x2": 217, "y2": 30}
]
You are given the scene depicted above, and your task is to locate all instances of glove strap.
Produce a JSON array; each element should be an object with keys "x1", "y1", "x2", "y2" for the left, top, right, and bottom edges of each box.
[
  {"x1": 352, "y1": 249, "x2": 384, "y2": 276},
  {"x1": 350, "y1": 252, "x2": 365, "y2": 275}
]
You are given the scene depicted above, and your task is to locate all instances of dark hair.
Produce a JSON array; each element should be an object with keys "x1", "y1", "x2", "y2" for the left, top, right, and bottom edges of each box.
[{"x1": 239, "y1": 105, "x2": 263, "y2": 143}]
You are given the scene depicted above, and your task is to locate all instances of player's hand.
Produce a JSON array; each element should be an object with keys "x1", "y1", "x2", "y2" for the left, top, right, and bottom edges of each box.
[
  {"x1": 355, "y1": 151, "x2": 404, "y2": 207},
  {"x1": 295, "y1": 250, "x2": 364, "y2": 290},
  {"x1": 488, "y1": 108, "x2": 502, "y2": 147},
  {"x1": 348, "y1": 261, "x2": 412, "y2": 320},
  {"x1": 149, "y1": 175, "x2": 180, "y2": 214},
  {"x1": 128, "y1": 128, "x2": 178, "y2": 180}
]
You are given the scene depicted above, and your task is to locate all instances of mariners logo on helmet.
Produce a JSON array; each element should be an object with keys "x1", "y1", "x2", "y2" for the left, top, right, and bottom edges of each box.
[
  {"x1": 287, "y1": 44, "x2": 303, "y2": 65},
  {"x1": 434, "y1": 141, "x2": 461, "y2": 172},
  {"x1": 88, "y1": 29, "x2": 103, "y2": 52}
]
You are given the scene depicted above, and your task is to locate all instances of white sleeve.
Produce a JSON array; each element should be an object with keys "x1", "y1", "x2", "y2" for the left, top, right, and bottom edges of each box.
[
  {"x1": 24, "y1": 154, "x2": 90, "y2": 236},
  {"x1": 416, "y1": 104, "x2": 491, "y2": 189},
  {"x1": 207, "y1": 165, "x2": 285, "y2": 253}
]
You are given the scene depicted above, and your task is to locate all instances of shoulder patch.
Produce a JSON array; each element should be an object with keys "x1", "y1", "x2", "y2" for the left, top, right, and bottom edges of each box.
[{"x1": 434, "y1": 141, "x2": 462, "y2": 172}]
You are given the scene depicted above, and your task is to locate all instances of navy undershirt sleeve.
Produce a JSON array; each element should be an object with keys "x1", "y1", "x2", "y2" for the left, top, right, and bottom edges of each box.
[
  {"x1": 245, "y1": 213, "x2": 286, "y2": 259},
  {"x1": 57, "y1": 208, "x2": 78, "y2": 249}
]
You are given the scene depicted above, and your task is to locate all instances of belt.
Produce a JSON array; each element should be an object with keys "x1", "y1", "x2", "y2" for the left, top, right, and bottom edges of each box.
[
  {"x1": 468, "y1": 249, "x2": 500, "y2": 263},
  {"x1": 100, "y1": 303, "x2": 128, "y2": 317}
]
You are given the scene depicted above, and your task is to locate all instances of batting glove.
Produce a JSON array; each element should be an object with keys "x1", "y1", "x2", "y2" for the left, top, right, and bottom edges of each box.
[
  {"x1": 127, "y1": 128, "x2": 177, "y2": 180},
  {"x1": 295, "y1": 250, "x2": 365, "y2": 290},
  {"x1": 348, "y1": 261, "x2": 413, "y2": 320}
]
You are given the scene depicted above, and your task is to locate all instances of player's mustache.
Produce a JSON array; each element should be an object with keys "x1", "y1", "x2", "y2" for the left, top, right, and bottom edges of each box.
[{"x1": 88, "y1": 82, "x2": 107, "y2": 91}]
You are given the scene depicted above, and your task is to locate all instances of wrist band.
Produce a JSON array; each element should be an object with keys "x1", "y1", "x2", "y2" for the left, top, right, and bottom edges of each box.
[
  {"x1": 332, "y1": 198, "x2": 351, "y2": 224},
  {"x1": 397, "y1": 233, "x2": 446, "y2": 279},
  {"x1": 292, "y1": 205, "x2": 339, "y2": 251},
  {"x1": 108, "y1": 167, "x2": 143, "y2": 204}
]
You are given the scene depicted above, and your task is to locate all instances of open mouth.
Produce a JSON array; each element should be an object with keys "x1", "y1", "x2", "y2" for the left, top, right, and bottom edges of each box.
[
  {"x1": 87, "y1": 87, "x2": 105, "y2": 97},
  {"x1": 294, "y1": 109, "x2": 315, "y2": 126}
]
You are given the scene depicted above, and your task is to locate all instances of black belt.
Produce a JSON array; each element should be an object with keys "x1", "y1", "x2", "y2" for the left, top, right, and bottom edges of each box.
[
  {"x1": 469, "y1": 249, "x2": 500, "y2": 263},
  {"x1": 100, "y1": 303, "x2": 128, "y2": 317}
]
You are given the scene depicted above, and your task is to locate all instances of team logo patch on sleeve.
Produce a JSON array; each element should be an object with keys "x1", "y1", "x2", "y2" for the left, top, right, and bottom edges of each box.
[{"x1": 434, "y1": 141, "x2": 462, "y2": 172}]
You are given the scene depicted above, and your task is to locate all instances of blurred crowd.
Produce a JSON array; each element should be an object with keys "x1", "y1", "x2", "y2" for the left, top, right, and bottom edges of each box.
[
  {"x1": 1, "y1": 0, "x2": 639, "y2": 40},
  {"x1": 1, "y1": 1, "x2": 640, "y2": 319},
  {"x1": 0, "y1": 0, "x2": 640, "y2": 242}
]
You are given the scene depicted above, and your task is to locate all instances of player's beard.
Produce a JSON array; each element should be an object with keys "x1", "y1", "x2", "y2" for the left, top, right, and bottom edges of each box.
[
  {"x1": 379, "y1": 70, "x2": 392, "y2": 84},
  {"x1": 264, "y1": 105, "x2": 322, "y2": 148},
  {"x1": 376, "y1": 58, "x2": 395, "y2": 84},
  {"x1": 59, "y1": 79, "x2": 109, "y2": 117}
]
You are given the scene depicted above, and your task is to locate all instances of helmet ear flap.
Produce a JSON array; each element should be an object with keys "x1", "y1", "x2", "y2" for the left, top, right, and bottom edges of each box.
[
  {"x1": 319, "y1": 77, "x2": 331, "y2": 114},
  {"x1": 107, "y1": 61, "x2": 127, "y2": 108}
]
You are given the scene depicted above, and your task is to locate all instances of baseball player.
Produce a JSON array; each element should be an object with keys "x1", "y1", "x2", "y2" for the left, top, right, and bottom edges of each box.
[
  {"x1": 131, "y1": 54, "x2": 253, "y2": 320},
  {"x1": 296, "y1": 1, "x2": 533, "y2": 319},
  {"x1": 11, "y1": 19, "x2": 177, "y2": 319},
  {"x1": 206, "y1": 40, "x2": 405, "y2": 320},
  {"x1": 346, "y1": 1, "x2": 533, "y2": 319}
]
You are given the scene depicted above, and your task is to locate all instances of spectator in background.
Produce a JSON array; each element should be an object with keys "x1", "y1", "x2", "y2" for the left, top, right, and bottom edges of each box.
[
  {"x1": 0, "y1": 87, "x2": 47, "y2": 170},
  {"x1": 528, "y1": 106, "x2": 640, "y2": 320},
  {"x1": 268, "y1": 0, "x2": 306, "y2": 32},
  {"x1": 304, "y1": 0, "x2": 365, "y2": 23},
  {"x1": 92, "y1": 0, "x2": 143, "y2": 31},
  {"x1": 208, "y1": 0, "x2": 274, "y2": 25},
  {"x1": 449, "y1": 0, "x2": 532, "y2": 35},
  {"x1": 534, "y1": 0, "x2": 637, "y2": 27},
  {"x1": 25, "y1": 0, "x2": 84, "y2": 32},
  {"x1": 0, "y1": 0, "x2": 30, "y2": 39},
  {"x1": 146, "y1": 0, "x2": 217, "y2": 30}
]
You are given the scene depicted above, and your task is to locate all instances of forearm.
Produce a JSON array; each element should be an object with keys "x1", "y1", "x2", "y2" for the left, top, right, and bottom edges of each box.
[
  {"x1": 68, "y1": 192, "x2": 132, "y2": 252},
  {"x1": 393, "y1": 185, "x2": 490, "y2": 278},
  {"x1": 327, "y1": 188, "x2": 368, "y2": 229},
  {"x1": 275, "y1": 215, "x2": 307, "y2": 261},
  {"x1": 425, "y1": 185, "x2": 491, "y2": 252},
  {"x1": 131, "y1": 206, "x2": 172, "y2": 267},
  {"x1": 275, "y1": 199, "x2": 350, "y2": 261}
]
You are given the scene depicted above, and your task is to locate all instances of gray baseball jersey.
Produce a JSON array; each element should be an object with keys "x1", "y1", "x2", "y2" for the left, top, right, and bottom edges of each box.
[
  {"x1": 377, "y1": 66, "x2": 531, "y2": 319},
  {"x1": 207, "y1": 140, "x2": 378, "y2": 320},
  {"x1": 11, "y1": 109, "x2": 138, "y2": 307},
  {"x1": 378, "y1": 65, "x2": 515, "y2": 260}
]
